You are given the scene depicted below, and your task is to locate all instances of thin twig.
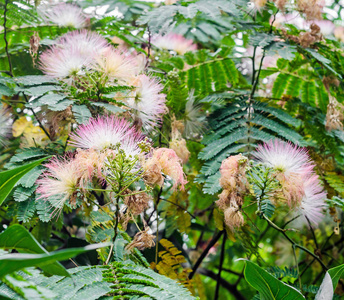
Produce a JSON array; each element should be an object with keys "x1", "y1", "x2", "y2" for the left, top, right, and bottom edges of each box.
[
  {"x1": 3, "y1": 0, "x2": 13, "y2": 76},
  {"x1": 214, "y1": 231, "x2": 226, "y2": 300},
  {"x1": 189, "y1": 231, "x2": 224, "y2": 280}
]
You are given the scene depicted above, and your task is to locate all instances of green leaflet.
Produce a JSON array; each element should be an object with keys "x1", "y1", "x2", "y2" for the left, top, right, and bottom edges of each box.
[
  {"x1": 243, "y1": 261, "x2": 305, "y2": 299},
  {"x1": 0, "y1": 224, "x2": 68, "y2": 277},
  {"x1": 0, "y1": 243, "x2": 109, "y2": 278},
  {"x1": 0, "y1": 157, "x2": 50, "y2": 206}
]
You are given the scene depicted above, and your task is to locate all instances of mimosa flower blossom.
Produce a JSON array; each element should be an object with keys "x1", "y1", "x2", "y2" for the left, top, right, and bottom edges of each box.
[
  {"x1": 299, "y1": 175, "x2": 327, "y2": 225},
  {"x1": 253, "y1": 139, "x2": 314, "y2": 207},
  {"x1": 39, "y1": 46, "x2": 91, "y2": 79},
  {"x1": 253, "y1": 140, "x2": 314, "y2": 176},
  {"x1": 143, "y1": 148, "x2": 187, "y2": 190},
  {"x1": 59, "y1": 30, "x2": 109, "y2": 57},
  {"x1": 36, "y1": 156, "x2": 82, "y2": 211},
  {"x1": 93, "y1": 47, "x2": 138, "y2": 84},
  {"x1": 126, "y1": 75, "x2": 167, "y2": 130},
  {"x1": 39, "y1": 30, "x2": 109, "y2": 80},
  {"x1": 40, "y1": 3, "x2": 88, "y2": 28},
  {"x1": 69, "y1": 116, "x2": 142, "y2": 157},
  {"x1": 152, "y1": 33, "x2": 197, "y2": 55}
]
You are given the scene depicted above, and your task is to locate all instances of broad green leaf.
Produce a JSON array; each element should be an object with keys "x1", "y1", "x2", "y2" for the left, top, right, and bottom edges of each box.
[
  {"x1": 0, "y1": 157, "x2": 50, "y2": 206},
  {"x1": 243, "y1": 261, "x2": 304, "y2": 299},
  {"x1": 0, "y1": 243, "x2": 109, "y2": 278},
  {"x1": 0, "y1": 224, "x2": 68, "y2": 276},
  {"x1": 315, "y1": 264, "x2": 344, "y2": 299},
  {"x1": 328, "y1": 264, "x2": 344, "y2": 289}
]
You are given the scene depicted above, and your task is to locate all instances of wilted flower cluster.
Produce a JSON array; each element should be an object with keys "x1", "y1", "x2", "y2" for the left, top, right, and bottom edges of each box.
[
  {"x1": 152, "y1": 33, "x2": 197, "y2": 55},
  {"x1": 216, "y1": 154, "x2": 249, "y2": 231},
  {"x1": 143, "y1": 148, "x2": 188, "y2": 190},
  {"x1": 325, "y1": 95, "x2": 344, "y2": 131},
  {"x1": 169, "y1": 116, "x2": 190, "y2": 164},
  {"x1": 39, "y1": 29, "x2": 167, "y2": 130},
  {"x1": 253, "y1": 139, "x2": 327, "y2": 225},
  {"x1": 273, "y1": 0, "x2": 324, "y2": 20}
]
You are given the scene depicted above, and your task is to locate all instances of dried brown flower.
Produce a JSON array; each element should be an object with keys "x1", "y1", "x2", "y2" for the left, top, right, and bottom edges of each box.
[
  {"x1": 273, "y1": 0, "x2": 288, "y2": 11},
  {"x1": 224, "y1": 206, "x2": 244, "y2": 231},
  {"x1": 170, "y1": 115, "x2": 190, "y2": 164},
  {"x1": 296, "y1": 0, "x2": 323, "y2": 20},
  {"x1": 326, "y1": 95, "x2": 344, "y2": 131},
  {"x1": 29, "y1": 32, "x2": 40, "y2": 66},
  {"x1": 123, "y1": 189, "x2": 150, "y2": 215},
  {"x1": 125, "y1": 227, "x2": 156, "y2": 251}
]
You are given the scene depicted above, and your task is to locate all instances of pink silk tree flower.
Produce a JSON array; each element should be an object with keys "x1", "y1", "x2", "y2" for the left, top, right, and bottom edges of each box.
[
  {"x1": 299, "y1": 175, "x2": 327, "y2": 226},
  {"x1": 58, "y1": 30, "x2": 109, "y2": 57},
  {"x1": 143, "y1": 148, "x2": 187, "y2": 190},
  {"x1": 69, "y1": 116, "x2": 143, "y2": 157},
  {"x1": 39, "y1": 30, "x2": 109, "y2": 80},
  {"x1": 253, "y1": 139, "x2": 314, "y2": 177},
  {"x1": 39, "y1": 45, "x2": 92, "y2": 79},
  {"x1": 126, "y1": 75, "x2": 167, "y2": 130},
  {"x1": 152, "y1": 33, "x2": 197, "y2": 55},
  {"x1": 36, "y1": 156, "x2": 82, "y2": 212},
  {"x1": 253, "y1": 139, "x2": 314, "y2": 207},
  {"x1": 93, "y1": 47, "x2": 138, "y2": 84},
  {"x1": 40, "y1": 3, "x2": 88, "y2": 29}
]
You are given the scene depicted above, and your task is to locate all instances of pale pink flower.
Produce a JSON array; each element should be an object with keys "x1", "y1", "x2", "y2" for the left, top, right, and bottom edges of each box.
[
  {"x1": 93, "y1": 47, "x2": 138, "y2": 84},
  {"x1": 69, "y1": 116, "x2": 143, "y2": 157},
  {"x1": 36, "y1": 156, "x2": 82, "y2": 211},
  {"x1": 152, "y1": 33, "x2": 197, "y2": 55},
  {"x1": 40, "y1": 3, "x2": 88, "y2": 28},
  {"x1": 253, "y1": 140, "x2": 314, "y2": 177},
  {"x1": 39, "y1": 46, "x2": 91, "y2": 79},
  {"x1": 299, "y1": 175, "x2": 327, "y2": 225},
  {"x1": 58, "y1": 30, "x2": 109, "y2": 57},
  {"x1": 219, "y1": 154, "x2": 248, "y2": 192},
  {"x1": 143, "y1": 148, "x2": 187, "y2": 190},
  {"x1": 334, "y1": 26, "x2": 344, "y2": 42},
  {"x1": 39, "y1": 30, "x2": 109, "y2": 80},
  {"x1": 126, "y1": 75, "x2": 167, "y2": 130},
  {"x1": 253, "y1": 140, "x2": 314, "y2": 207}
]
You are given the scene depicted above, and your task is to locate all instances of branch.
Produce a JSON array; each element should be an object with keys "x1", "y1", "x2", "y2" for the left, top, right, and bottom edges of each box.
[
  {"x1": 3, "y1": 0, "x2": 13, "y2": 76},
  {"x1": 197, "y1": 268, "x2": 245, "y2": 300},
  {"x1": 263, "y1": 214, "x2": 328, "y2": 271},
  {"x1": 214, "y1": 231, "x2": 226, "y2": 300},
  {"x1": 189, "y1": 230, "x2": 224, "y2": 279}
]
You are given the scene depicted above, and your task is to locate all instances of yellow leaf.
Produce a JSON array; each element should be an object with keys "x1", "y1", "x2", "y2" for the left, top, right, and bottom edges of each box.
[
  {"x1": 12, "y1": 117, "x2": 33, "y2": 137},
  {"x1": 214, "y1": 208, "x2": 224, "y2": 231}
]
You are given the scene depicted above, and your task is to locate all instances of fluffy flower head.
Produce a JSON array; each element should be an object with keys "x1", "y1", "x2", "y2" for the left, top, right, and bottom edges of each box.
[
  {"x1": 126, "y1": 75, "x2": 167, "y2": 130},
  {"x1": 36, "y1": 156, "x2": 81, "y2": 210},
  {"x1": 39, "y1": 46, "x2": 91, "y2": 79},
  {"x1": 143, "y1": 148, "x2": 187, "y2": 190},
  {"x1": 153, "y1": 33, "x2": 197, "y2": 55},
  {"x1": 93, "y1": 47, "x2": 138, "y2": 83},
  {"x1": 69, "y1": 116, "x2": 142, "y2": 157},
  {"x1": 58, "y1": 30, "x2": 109, "y2": 57},
  {"x1": 253, "y1": 139, "x2": 314, "y2": 176},
  {"x1": 40, "y1": 3, "x2": 87, "y2": 28},
  {"x1": 219, "y1": 154, "x2": 248, "y2": 192},
  {"x1": 299, "y1": 175, "x2": 327, "y2": 225}
]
